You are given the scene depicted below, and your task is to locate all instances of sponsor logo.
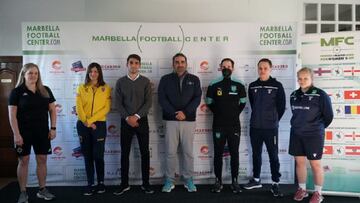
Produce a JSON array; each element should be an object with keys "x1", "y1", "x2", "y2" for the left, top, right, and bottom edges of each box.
[
  {"x1": 198, "y1": 145, "x2": 211, "y2": 160},
  {"x1": 195, "y1": 128, "x2": 212, "y2": 135},
  {"x1": 53, "y1": 146, "x2": 63, "y2": 156},
  {"x1": 72, "y1": 146, "x2": 83, "y2": 158},
  {"x1": 51, "y1": 146, "x2": 66, "y2": 160},
  {"x1": 193, "y1": 169, "x2": 212, "y2": 177},
  {"x1": 200, "y1": 61, "x2": 209, "y2": 70},
  {"x1": 71, "y1": 61, "x2": 86, "y2": 72},
  {"x1": 50, "y1": 60, "x2": 65, "y2": 75},
  {"x1": 101, "y1": 64, "x2": 121, "y2": 71},
  {"x1": 200, "y1": 146, "x2": 209, "y2": 155},
  {"x1": 107, "y1": 125, "x2": 117, "y2": 135},
  {"x1": 71, "y1": 106, "x2": 77, "y2": 116},
  {"x1": 200, "y1": 103, "x2": 210, "y2": 113},
  {"x1": 320, "y1": 36, "x2": 354, "y2": 46},
  {"x1": 272, "y1": 64, "x2": 288, "y2": 70},
  {"x1": 104, "y1": 149, "x2": 121, "y2": 155}
]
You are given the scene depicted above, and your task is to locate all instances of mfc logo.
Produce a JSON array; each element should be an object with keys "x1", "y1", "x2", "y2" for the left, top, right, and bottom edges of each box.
[{"x1": 320, "y1": 36, "x2": 354, "y2": 46}]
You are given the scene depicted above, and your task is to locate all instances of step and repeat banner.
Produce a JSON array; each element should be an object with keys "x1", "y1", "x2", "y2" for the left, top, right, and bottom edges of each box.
[
  {"x1": 22, "y1": 22, "x2": 297, "y2": 186},
  {"x1": 301, "y1": 32, "x2": 360, "y2": 197}
]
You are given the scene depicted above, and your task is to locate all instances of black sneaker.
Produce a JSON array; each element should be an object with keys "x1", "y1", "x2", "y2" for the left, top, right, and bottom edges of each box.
[
  {"x1": 113, "y1": 184, "x2": 130, "y2": 196},
  {"x1": 211, "y1": 178, "x2": 223, "y2": 193},
  {"x1": 243, "y1": 178, "x2": 262, "y2": 190},
  {"x1": 271, "y1": 184, "x2": 283, "y2": 197},
  {"x1": 96, "y1": 183, "x2": 106, "y2": 194},
  {"x1": 141, "y1": 184, "x2": 155, "y2": 194},
  {"x1": 83, "y1": 185, "x2": 95, "y2": 196},
  {"x1": 230, "y1": 178, "x2": 242, "y2": 194}
]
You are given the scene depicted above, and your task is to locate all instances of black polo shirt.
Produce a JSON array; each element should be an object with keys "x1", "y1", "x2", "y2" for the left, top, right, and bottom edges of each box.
[{"x1": 8, "y1": 84, "x2": 56, "y2": 130}]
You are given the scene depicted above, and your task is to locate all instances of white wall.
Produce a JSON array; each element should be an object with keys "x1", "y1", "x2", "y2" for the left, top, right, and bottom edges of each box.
[{"x1": 0, "y1": 0, "x2": 300, "y2": 55}]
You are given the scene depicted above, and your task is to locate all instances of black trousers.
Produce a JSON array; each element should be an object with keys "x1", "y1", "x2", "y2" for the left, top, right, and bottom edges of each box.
[
  {"x1": 213, "y1": 128, "x2": 240, "y2": 180},
  {"x1": 250, "y1": 127, "x2": 281, "y2": 182},
  {"x1": 77, "y1": 120, "x2": 106, "y2": 186},
  {"x1": 120, "y1": 117, "x2": 150, "y2": 185}
]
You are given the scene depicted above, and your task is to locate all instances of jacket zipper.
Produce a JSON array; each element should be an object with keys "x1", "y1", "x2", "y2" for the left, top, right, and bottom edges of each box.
[{"x1": 91, "y1": 89, "x2": 96, "y2": 116}]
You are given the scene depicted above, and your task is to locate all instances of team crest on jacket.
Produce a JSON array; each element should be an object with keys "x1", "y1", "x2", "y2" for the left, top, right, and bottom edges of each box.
[
  {"x1": 268, "y1": 89, "x2": 273, "y2": 94},
  {"x1": 308, "y1": 96, "x2": 313, "y2": 101},
  {"x1": 254, "y1": 89, "x2": 257, "y2": 93},
  {"x1": 231, "y1": 85, "x2": 237, "y2": 92},
  {"x1": 101, "y1": 87, "x2": 105, "y2": 92},
  {"x1": 217, "y1": 88, "x2": 222, "y2": 96}
]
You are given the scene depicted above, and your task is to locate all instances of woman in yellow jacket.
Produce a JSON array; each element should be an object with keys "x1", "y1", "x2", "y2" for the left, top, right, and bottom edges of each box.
[{"x1": 76, "y1": 62, "x2": 111, "y2": 195}]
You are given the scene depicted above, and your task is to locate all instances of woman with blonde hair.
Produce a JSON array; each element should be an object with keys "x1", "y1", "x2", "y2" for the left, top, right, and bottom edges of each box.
[
  {"x1": 289, "y1": 67, "x2": 333, "y2": 203},
  {"x1": 8, "y1": 63, "x2": 57, "y2": 203}
]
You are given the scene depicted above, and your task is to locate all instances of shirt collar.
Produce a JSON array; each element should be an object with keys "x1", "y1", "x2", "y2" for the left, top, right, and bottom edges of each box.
[{"x1": 127, "y1": 74, "x2": 140, "y2": 81}]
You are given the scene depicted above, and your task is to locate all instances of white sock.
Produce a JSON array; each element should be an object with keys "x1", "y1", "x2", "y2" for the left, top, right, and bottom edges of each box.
[
  {"x1": 254, "y1": 178, "x2": 260, "y2": 182},
  {"x1": 314, "y1": 185, "x2": 322, "y2": 195},
  {"x1": 272, "y1": 181, "x2": 279, "y2": 185},
  {"x1": 299, "y1": 183, "x2": 306, "y2": 190}
]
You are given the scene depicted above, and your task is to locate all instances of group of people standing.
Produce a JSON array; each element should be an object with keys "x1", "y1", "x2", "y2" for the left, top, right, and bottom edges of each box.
[{"x1": 9, "y1": 53, "x2": 333, "y2": 203}]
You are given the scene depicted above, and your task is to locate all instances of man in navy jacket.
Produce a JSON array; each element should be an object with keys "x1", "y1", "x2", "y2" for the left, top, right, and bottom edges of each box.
[
  {"x1": 243, "y1": 58, "x2": 286, "y2": 197},
  {"x1": 158, "y1": 53, "x2": 201, "y2": 193}
]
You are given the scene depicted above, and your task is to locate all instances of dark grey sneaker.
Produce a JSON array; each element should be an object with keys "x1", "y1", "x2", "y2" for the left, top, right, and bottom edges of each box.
[
  {"x1": 243, "y1": 178, "x2": 262, "y2": 190},
  {"x1": 113, "y1": 184, "x2": 130, "y2": 195},
  {"x1": 230, "y1": 178, "x2": 242, "y2": 193},
  {"x1": 17, "y1": 191, "x2": 28, "y2": 203},
  {"x1": 141, "y1": 184, "x2": 155, "y2": 194},
  {"x1": 211, "y1": 178, "x2": 223, "y2": 193},
  {"x1": 271, "y1": 184, "x2": 284, "y2": 197},
  {"x1": 83, "y1": 185, "x2": 95, "y2": 196},
  {"x1": 96, "y1": 183, "x2": 106, "y2": 194},
  {"x1": 37, "y1": 188, "x2": 56, "y2": 200}
]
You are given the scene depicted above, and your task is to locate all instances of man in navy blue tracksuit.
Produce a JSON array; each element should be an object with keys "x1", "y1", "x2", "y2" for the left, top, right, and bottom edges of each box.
[
  {"x1": 243, "y1": 58, "x2": 286, "y2": 197},
  {"x1": 206, "y1": 58, "x2": 246, "y2": 193}
]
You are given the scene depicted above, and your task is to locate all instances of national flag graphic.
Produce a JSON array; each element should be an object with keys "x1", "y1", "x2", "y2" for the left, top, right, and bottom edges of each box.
[
  {"x1": 344, "y1": 90, "x2": 360, "y2": 99},
  {"x1": 313, "y1": 67, "x2": 332, "y2": 76},
  {"x1": 325, "y1": 131, "x2": 333, "y2": 141},
  {"x1": 323, "y1": 146, "x2": 333, "y2": 155},
  {"x1": 345, "y1": 146, "x2": 360, "y2": 155},
  {"x1": 345, "y1": 132, "x2": 360, "y2": 141},
  {"x1": 343, "y1": 67, "x2": 360, "y2": 76},
  {"x1": 344, "y1": 105, "x2": 360, "y2": 114}
]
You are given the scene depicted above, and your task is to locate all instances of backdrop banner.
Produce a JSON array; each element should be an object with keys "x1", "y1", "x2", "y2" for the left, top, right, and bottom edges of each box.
[
  {"x1": 301, "y1": 31, "x2": 360, "y2": 197},
  {"x1": 22, "y1": 22, "x2": 297, "y2": 186}
]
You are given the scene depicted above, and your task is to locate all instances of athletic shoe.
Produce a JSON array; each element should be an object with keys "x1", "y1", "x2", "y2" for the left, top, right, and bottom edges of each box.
[
  {"x1": 243, "y1": 178, "x2": 262, "y2": 190},
  {"x1": 293, "y1": 188, "x2": 309, "y2": 201},
  {"x1": 184, "y1": 178, "x2": 197, "y2": 192},
  {"x1": 37, "y1": 188, "x2": 55, "y2": 200},
  {"x1": 113, "y1": 184, "x2": 130, "y2": 195}
]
